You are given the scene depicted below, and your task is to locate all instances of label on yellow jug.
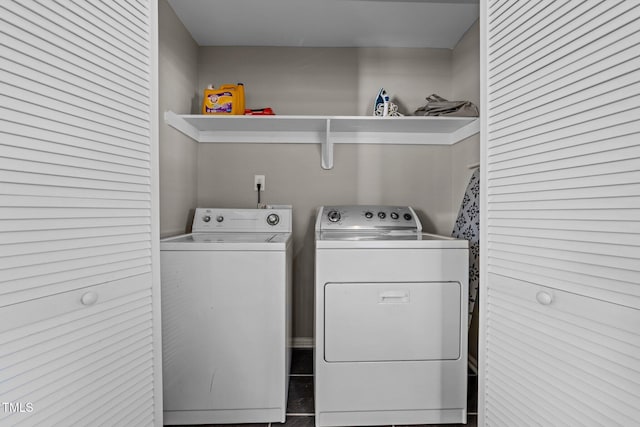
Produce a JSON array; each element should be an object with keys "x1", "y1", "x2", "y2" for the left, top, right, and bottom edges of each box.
[
  {"x1": 202, "y1": 83, "x2": 245, "y2": 115},
  {"x1": 202, "y1": 89, "x2": 235, "y2": 114}
]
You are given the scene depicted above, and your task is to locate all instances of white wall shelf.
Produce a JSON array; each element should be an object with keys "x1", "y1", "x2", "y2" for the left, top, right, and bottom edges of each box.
[{"x1": 164, "y1": 111, "x2": 479, "y2": 169}]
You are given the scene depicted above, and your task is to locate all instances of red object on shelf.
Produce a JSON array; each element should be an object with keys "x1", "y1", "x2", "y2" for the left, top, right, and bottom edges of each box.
[{"x1": 244, "y1": 108, "x2": 275, "y2": 115}]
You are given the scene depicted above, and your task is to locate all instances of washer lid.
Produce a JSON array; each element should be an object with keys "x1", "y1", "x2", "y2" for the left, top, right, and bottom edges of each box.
[{"x1": 161, "y1": 232, "x2": 291, "y2": 250}]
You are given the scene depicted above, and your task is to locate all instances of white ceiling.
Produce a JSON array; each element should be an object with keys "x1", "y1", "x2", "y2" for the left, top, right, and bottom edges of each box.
[{"x1": 167, "y1": 0, "x2": 479, "y2": 49}]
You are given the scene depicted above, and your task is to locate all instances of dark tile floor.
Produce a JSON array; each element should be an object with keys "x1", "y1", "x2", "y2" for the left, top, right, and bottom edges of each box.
[{"x1": 170, "y1": 348, "x2": 478, "y2": 427}]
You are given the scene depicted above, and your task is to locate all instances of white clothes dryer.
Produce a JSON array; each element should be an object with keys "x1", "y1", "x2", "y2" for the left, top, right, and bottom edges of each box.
[
  {"x1": 161, "y1": 207, "x2": 292, "y2": 425},
  {"x1": 314, "y1": 205, "x2": 468, "y2": 426}
]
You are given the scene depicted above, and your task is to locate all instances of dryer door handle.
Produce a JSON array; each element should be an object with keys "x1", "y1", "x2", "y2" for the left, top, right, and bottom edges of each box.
[{"x1": 378, "y1": 290, "x2": 410, "y2": 303}]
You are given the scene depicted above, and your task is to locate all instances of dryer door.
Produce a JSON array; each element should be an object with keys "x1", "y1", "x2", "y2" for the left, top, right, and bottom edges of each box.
[{"x1": 324, "y1": 282, "x2": 461, "y2": 362}]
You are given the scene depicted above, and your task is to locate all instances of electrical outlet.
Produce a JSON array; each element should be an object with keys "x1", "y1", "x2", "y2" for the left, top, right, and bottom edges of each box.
[{"x1": 254, "y1": 175, "x2": 265, "y2": 191}]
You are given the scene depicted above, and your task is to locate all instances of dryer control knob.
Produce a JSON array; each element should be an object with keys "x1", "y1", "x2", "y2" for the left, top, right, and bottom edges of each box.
[
  {"x1": 266, "y1": 213, "x2": 280, "y2": 226},
  {"x1": 365, "y1": 211, "x2": 373, "y2": 219},
  {"x1": 216, "y1": 216, "x2": 224, "y2": 223},
  {"x1": 378, "y1": 211, "x2": 386, "y2": 219},
  {"x1": 404, "y1": 213, "x2": 412, "y2": 221},
  {"x1": 203, "y1": 215, "x2": 211, "y2": 223},
  {"x1": 327, "y1": 210, "x2": 341, "y2": 223},
  {"x1": 390, "y1": 212, "x2": 399, "y2": 220}
]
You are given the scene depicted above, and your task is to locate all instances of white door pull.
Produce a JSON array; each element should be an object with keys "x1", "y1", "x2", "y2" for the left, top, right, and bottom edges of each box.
[
  {"x1": 81, "y1": 291, "x2": 99, "y2": 306},
  {"x1": 536, "y1": 291, "x2": 553, "y2": 305}
]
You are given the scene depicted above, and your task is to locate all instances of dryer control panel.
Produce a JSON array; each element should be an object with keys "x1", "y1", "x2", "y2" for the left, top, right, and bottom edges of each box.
[{"x1": 316, "y1": 205, "x2": 421, "y2": 231}]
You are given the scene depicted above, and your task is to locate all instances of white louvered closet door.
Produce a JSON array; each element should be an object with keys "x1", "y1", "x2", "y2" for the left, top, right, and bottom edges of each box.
[
  {"x1": 0, "y1": 1, "x2": 161, "y2": 426},
  {"x1": 480, "y1": 1, "x2": 640, "y2": 426}
]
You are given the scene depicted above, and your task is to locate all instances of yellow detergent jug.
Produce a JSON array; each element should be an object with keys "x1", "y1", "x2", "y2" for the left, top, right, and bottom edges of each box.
[{"x1": 201, "y1": 83, "x2": 245, "y2": 115}]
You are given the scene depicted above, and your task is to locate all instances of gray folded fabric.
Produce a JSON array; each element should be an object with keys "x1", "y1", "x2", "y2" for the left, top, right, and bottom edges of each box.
[{"x1": 415, "y1": 94, "x2": 479, "y2": 117}]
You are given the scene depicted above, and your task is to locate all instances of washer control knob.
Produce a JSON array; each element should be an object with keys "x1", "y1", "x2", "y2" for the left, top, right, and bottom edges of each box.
[
  {"x1": 390, "y1": 212, "x2": 399, "y2": 220},
  {"x1": 327, "y1": 210, "x2": 341, "y2": 223},
  {"x1": 266, "y1": 213, "x2": 280, "y2": 226},
  {"x1": 404, "y1": 213, "x2": 412, "y2": 221},
  {"x1": 216, "y1": 215, "x2": 224, "y2": 223},
  {"x1": 203, "y1": 215, "x2": 211, "y2": 223},
  {"x1": 365, "y1": 211, "x2": 373, "y2": 219},
  {"x1": 378, "y1": 211, "x2": 386, "y2": 219}
]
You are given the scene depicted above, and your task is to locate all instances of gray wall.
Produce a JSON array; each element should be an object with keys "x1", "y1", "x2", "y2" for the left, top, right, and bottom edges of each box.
[
  {"x1": 451, "y1": 20, "x2": 481, "y2": 207},
  {"x1": 158, "y1": 12, "x2": 480, "y2": 342},
  {"x1": 158, "y1": 0, "x2": 199, "y2": 237}
]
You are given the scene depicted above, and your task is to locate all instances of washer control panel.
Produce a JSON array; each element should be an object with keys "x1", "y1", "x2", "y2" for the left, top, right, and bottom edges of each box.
[
  {"x1": 318, "y1": 205, "x2": 421, "y2": 231},
  {"x1": 193, "y1": 207, "x2": 292, "y2": 233}
]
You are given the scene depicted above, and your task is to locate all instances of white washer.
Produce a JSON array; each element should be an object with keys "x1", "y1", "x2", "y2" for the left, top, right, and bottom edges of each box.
[
  {"x1": 161, "y1": 207, "x2": 292, "y2": 425},
  {"x1": 314, "y1": 205, "x2": 468, "y2": 427}
]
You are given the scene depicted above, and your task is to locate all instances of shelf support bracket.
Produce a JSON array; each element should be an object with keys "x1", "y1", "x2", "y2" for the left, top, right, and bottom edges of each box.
[{"x1": 322, "y1": 118, "x2": 333, "y2": 169}]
